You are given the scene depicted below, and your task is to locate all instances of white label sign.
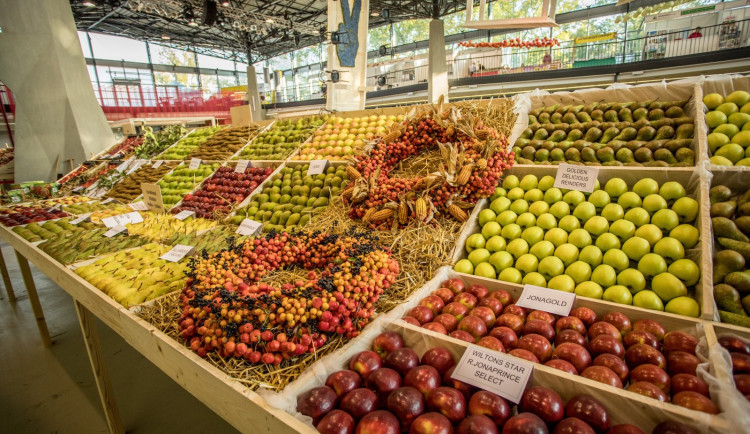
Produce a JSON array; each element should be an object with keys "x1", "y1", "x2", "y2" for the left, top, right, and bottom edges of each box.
[
  {"x1": 160, "y1": 244, "x2": 195, "y2": 262},
  {"x1": 126, "y1": 159, "x2": 147, "y2": 175},
  {"x1": 516, "y1": 284, "x2": 576, "y2": 316},
  {"x1": 123, "y1": 211, "x2": 143, "y2": 224},
  {"x1": 115, "y1": 161, "x2": 129, "y2": 173},
  {"x1": 235, "y1": 159, "x2": 251, "y2": 173},
  {"x1": 307, "y1": 159, "x2": 330, "y2": 176},
  {"x1": 189, "y1": 158, "x2": 201, "y2": 169},
  {"x1": 103, "y1": 225, "x2": 127, "y2": 238},
  {"x1": 152, "y1": 160, "x2": 164, "y2": 169},
  {"x1": 451, "y1": 344, "x2": 534, "y2": 403},
  {"x1": 70, "y1": 213, "x2": 92, "y2": 225},
  {"x1": 101, "y1": 211, "x2": 143, "y2": 228},
  {"x1": 553, "y1": 164, "x2": 599, "y2": 193},
  {"x1": 72, "y1": 186, "x2": 85, "y2": 193},
  {"x1": 236, "y1": 218, "x2": 263, "y2": 236},
  {"x1": 128, "y1": 201, "x2": 149, "y2": 211},
  {"x1": 173, "y1": 210, "x2": 195, "y2": 220},
  {"x1": 101, "y1": 198, "x2": 115, "y2": 204}
]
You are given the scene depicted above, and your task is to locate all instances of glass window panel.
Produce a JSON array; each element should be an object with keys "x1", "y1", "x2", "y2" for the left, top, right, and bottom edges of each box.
[
  {"x1": 197, "y1": 53, "x2": 236, "y2": 70},
  {"x1": 89, "y1": 32, "x2": 148, "y2": 62}
]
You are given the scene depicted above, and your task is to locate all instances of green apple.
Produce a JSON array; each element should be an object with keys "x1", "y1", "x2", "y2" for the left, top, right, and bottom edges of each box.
[
  {"x1": 617, "y1": 268, "x2": 646, "y2": 293},
  {"x1": 498, "y1": 267, "x2": 523, "y2": 284},
  {"x1": 575, "y1": 281, "x2": 603, "y2": 299},
  {"x1": 564, "y1": 190, "x2": 586, "y2": 207},
  {"x1": 672, "y1": 197, "x2": 698, "y2": 223},
  {"x1": 550, "y1": 201, "x2": 571, "y2": 219},
  {"x1": 559, "y1": 215, "x2": 581, "y2": 233},
  {"x1": 478, "y1": 209, "x2": 498, "y2": 226},
  {"x1": 714, "y1": 123, "x2": 740, "y2": 138},
  {"x1": 516, "y1": 254, "x2": 539, "y2": 274},
  {"x1": 522, "y1": 227, "x2": 545, "y2": 246},
  {"x1": 703, "y1": 92, "x2": 724, "y2": 109},
  {"x1": 584, "y1": 216, "x2": 610, "y2": 237},
  {"x1": 510, "y1": 199, "x2": 529, "y2": 215},
  {"x1": 548, "y1": 274, "x2": 576, "y2": 293},
  {"x1": 454, "y1": 259, "x2": 474, "y2": 274},
  {"x1": 622, "y1": 236, "x2": 651, "y2": 261},
  {"x1": 634, "y1": 224, "x2": 663, "y2": 247},
  {"x1": 569, "y1": 228, "x2": 593, "y2": 248},
  {"x1": 506, "y1": 238, "x2": 530, "y2": 259},
  {"x1": 601, "y1": 203, "x2": 625, "y2": 222},
  {"x1": 604, "y1": 178, "x2": 628, "y2": 198},
  {"x1": 474, "y1": 262, "x2": 497, "y2": 279},
  {"x1": 670, "y1": 224, "x2": 699, "y2": 249},
  {"x1": 633, "y1": 290, "x2": 664, "y2": 311},
  {"x1": 501, "y1": 224, "x2": 522, "y2": 240},
  {"x1": 516, "y1": 213, "x2": 537, "y2": 228},
  {"x1": 489, "y1": 251, "x2": 514, "y2": 272},
  {"x1": 507, "y1": 187, "x2": 525, "y2": 200},
  {"x1": 468, "y1": 248, "x2": 491, "y2": 266},
  {"x1": 529, "y1": 201, "x2": 549, "y2": 217},
  {"x1": 602, "y1": 249, "x2": 629, "y2": 273},
  {"x1": 596, "y1": 233, "x2": 621, "y2": 252},
  {"x1": 496, "y1": 210, "x2": 518, "y2": 226},
  {"x1": 609, "y1": 219, "x2": 636, "y2": 242},
  {"x1": 638, "y1": 253, "x2": 668, "y2": 278},
  {"x1": 642, "y1": 194, "x2": 668, "y2": 213},
  {"x1": 574, "y1": 202, "x2": 597, "y2": 223},
  {"x1": 519, "y1": 174, "x2": 538, "y2": 190},
  {"x1": 651, "y1": 272, "x2": 687, "y2": 301},
  {"x1": 668, "y1": 258, "x2": 700, "y2": 286},
  {"x1": 524, "y1": 189, "x2": 544, "y2": 202},
  {"x1": 734, "y1": 131, "x2": 750, "y2": 147},
  {"x1": 579, "y1": 245, "x2": 603, "y2": 267},
  {"x1": 633, "y1": 178, "x2": 659, "y2": 198},
  {"x1": 716, "y1": 143, "x2": 744, "y2": 164},
  {"x1": 490, "y1": 197, "x2": 512, "y2": 214},
  {"x1": 717, "y1": 102, "x2": 739, "y2": 117},
  {"x1": 625, "y1": 207, "x2": 651, "y2": 227},
  {"x1": 617, "y1": 192, "x2": 642, "y2": 210},
  {"x1": 538, "y1": 175, "x2": 555, "y2": 191},
  {"x1": 482, "y1": 222, "x2": 502, "y2": 239},
  {"x1": 706, "y1": 110, "x2": 728, "y2": 129},
  {"x1": 707, "y1": 132, "x2": 731, "y2": 154},
  {"x1": 665, "y1": 296, "x2": 700, "y2": 318},
  {"x1": 503, "y1": 175, "x2": 520, "y2": 189},
  {"x1": 465, "y1": 233, "x2": 486, "y2": 253},
  {"x1": 729, "y1": 112, "x2": 750, "y2": 128},
  {"x1": 544, "y1": 188, "x2": 563, "y2": 205},
  {"x1": 544, "y1": 228, "x2": 568, "y2": 247},
  {"x1": 555, "y1": 243, "x2": 580, "y2": 267},
  {"x1": 651, "y1": 209, "x2": 679, "y2": 231},
  {"x1": 537, "y1": 213, "x2": 558, "y2": 230},
  {"x1": 566, "y1": 261, "x2": 592, "y2": 285},
  {"x1": 710, "y1": 155, "x2": 734, "y2": 166},
  {"x1": 486, "y1": 236, "x2": 507, "y2": 252},
  {"x1": 653, "y1": 237, "x2": 685, "y2": 261},
  {"x1": 522, "y1": 272, "x2": 547, "y2": 287},
  {"x1": 592, "y1": 264, "x2": 616, "y2": 287},
  {"x1": 728, "y1": 90, "x2": 750, "y2": 107},
  {"x1": 530, "y1": 240, "x2": 555, "y2": 260},
  {"x1": 538, "y1": 256, "x2": 565, "y2": 280},
  {"x1": 603, "y1": 285, "x2": 633, "y2": 305}
]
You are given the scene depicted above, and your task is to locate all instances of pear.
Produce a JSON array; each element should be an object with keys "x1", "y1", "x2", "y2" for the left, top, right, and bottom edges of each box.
[
  {"x1": 711, "y1": 201, "x2": 737, "y2": 218},
  {"x1": 713, "y1": 217, "x2": 749, "y2": 242},
  {"x1": 725, "y1": 270, "x2": 750, "y2": 295},
  {"x1": 714, "y1": 284, "x2": 746, "y2": 315},
  {"x1": 719, "y1": 310, "x2": 750, "y2": 327},
  {"x1": 710, "y1": 185, "x2": 733, "y2": 204}
]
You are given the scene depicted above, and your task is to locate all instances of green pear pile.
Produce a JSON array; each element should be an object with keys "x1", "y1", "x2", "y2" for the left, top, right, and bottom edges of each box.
[
  {"x1": 12, "y1": 218, "x2": 97, "y2": 242},
  {"x1": 516, "y1": 100, "x2": 695, "y2": 166},
  {"x1": 237, "y1": 115, "x2": 326, "y2": 160},
  {"x1": 704, "y1": 90, "x2": 750, "y2": 166},
  {"x1": 40, "y1": 226, "x2": 148, "y2": 264},
  {"x1": 158, "y1": 127, "x2": 220, "y2": 160},
  {"x1": 455, "y1": 174, "x2": 702, "y2": 317}
]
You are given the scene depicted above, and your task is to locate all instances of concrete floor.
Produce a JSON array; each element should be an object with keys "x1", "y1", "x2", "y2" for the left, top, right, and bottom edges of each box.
[{"x1": 0, "y1": 243, "x2": 240, "y2": 434}]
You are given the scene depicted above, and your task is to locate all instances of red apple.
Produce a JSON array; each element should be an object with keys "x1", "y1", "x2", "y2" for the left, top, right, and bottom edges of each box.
[
  {"x1": 630, "y1": 364, "x2": 671, "y2": 393},
  {"x1": 570, "y1": 307, "x2": 598, "y2": 328},
  {"x1": 427, "y1": 387, "x2": 467, "y2": 424},
  {"x1": 625, "y1": 344, "x2": 666, "y2": 370},
  {"x1": 454, "y1": 292, "x2": 478, "y2": 310},
  {"x1": 588, "y1": 322, "x2": 622, "y2": 342},
  {"x1": 385, "y1": 348, "x2": 420, "y2": 376},
  {"x1": 444, "y1": 302, "x2": 469, "y2": 320},
  {"x1": 545, "y1": 359, "x2": 579, "y2": 375},
  {"x1": 718, "y1": 336, "x2": 750, "y2": 355},
  {"x1": 552, "y1": 342, "x2": 592, "y2": 374},
  {"x1": 518, "y1": 334, "x2": 554, "y2": 363},
  {"x1": 479, "y1": 297, "x2": 504, "y2": 316},
  {"x1": 442, "y1": 278, "x2": 466, "y2": 294},
  {"x1": 356, "y1": 410, "x2": 400, "y2": 434},
  {"x1": 662, "y1": 331, "x2": 698, "y2": 355},
  {"x1": 627, "y1": 381, "x2": 668, "y2": 402},
  {"x1": 404, "y1": 365, "x2": 442, "y2": 397},
  {"x1": 564, "y1": 394, "x2": 611, "y2": 432},
  {"x1": 423, "y1": 322, "x2": 448, "y2": 335},
  {"x1": 420, "y1": 295, "x2": 446, "y2": 315},
  {"x1": 458, "y1": 415, "x2": 498, "y2": 434},
  {"x1": 349, "y1": 351, "x2": 383, "y2": 379},
  {"x1": 592, "y1": 354, "x2": 629, "y2": 383},
  {"x1": 467, "y1": 284, "x2": 489, "y2": 300},
  {"x1": 469, "y1": 390, "x2": 511, "y2": 425},
  {"x1": 522, "y1": 319, "x2": 556, "y2": 342},
  {"x1": 589, "y1": 334, "x2": 625, "y2": 359},
  {"x1": 509, "y1": 348, "x2": 540, "y2": 363},
  {"x1": 735, "y1": 374, "x2": 750, "y2": 395},
  {"x1": 387, "y1": 387, "x2": 425, "y2": 430},
  {"x1": 581, "y1": 366, "x2": 623, "y2": 388},
  {"x1": 432, "y1": 288, "x2": 455, "y2": 304},
  {"x1": 449, "y1": 330, "x2": 475, "y2": 343},
  {"x1": 443, "y1": 366, "x2": 475, "y2": 399},
  {"x1": 601, "y1": 311, "x2": 632, "y2": 335},
  {"x1": 503, "y1": 304, "x2": 527, "y2": 320},
  {"x1": 606, "y1": 424, "x2": 645, "y2": 434},
  {"x1": 502, "y1": 412, "x2": 548, "y2": 434},
  {"x1": 326, "y1": 370, "x2": 362, "y2": 398},
  {"x1": 632, "y1": 319, "x2": 666, "y2": 341},
  {"x1": 672, "y1": 373, "x2": 710, "y2": 397},
  {"x1": 458, "y1": 315, "x2": 488, "y2": 341},
  {"x1": 470, "y1": 307, "x2": 497, "y2": 328},
  {"x1": 496, "y1": 313, "x2": 525, "y2": 334},
  {"x1": 672, "y1": 391, "x2": 719, "y2": 414},
  {"x1": 421, "y1": 348, "x2": 456, "y2": 375},
  {"x1": 317, "y1": 409, "x2": 355, "y2": 434},
  {"x1": 731, "y1": 352, "x2": 750, "y2": 374},
  {"x1": 666, "y1": 351, "x2": 700, "y2": 376},
  {"x1": 372, "y1": 332, "x2": 405, "y2": 358},
  {"x1": 477, "y1": 336, "x2": 505, "y2": 352},
  {"x1": 409, "y1": 412, "x2": 453, "y2": 434},
  {"x1": 366, "y1": 368, "x2": 402, "y2": 404},
  {"x1": 555, "y1": 316, "x2": 587, "y2": 335},
  {"x1": 555, "y1": 329, "x2": 587, "y2": 348},
  {"x1": 409, "y1": 306, "x2": 435, "y2": 325},
  {"x1": 489, "y1": 289, "x2": 512, "y2": 306},
  {"x1": 623, "y1": 330, "x2": 660, "y2": 350},
  {"x1": 553, "y1": 418, "x2": 595, "y2": 434},
  {"x1": 340, "y1": 388, "x2": 378, "y2": 420},
  {"x1": 651, "y1": 421, "x2": 699, "y2": 434},
  {"x1": 297, "y1": 386, "x2": 338, "y2": 422},
  {"x1": 490, "y1": 327, "x2": 519, "y2": 350},
  {"x1": 527, "y1": 310, "x2": 556, "y2": 325},
  {"x1": 402, "y1": 316, "x2": 421, "y2": 327},
  {"x1": 519, "y1": 386, "x2": 564, "y2": 424},
  {"x1": 434, "y1": 313, "x2": 459, "y2": 332}
]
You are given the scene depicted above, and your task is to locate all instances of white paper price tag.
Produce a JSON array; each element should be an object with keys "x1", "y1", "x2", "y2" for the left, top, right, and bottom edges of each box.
[
  {"x1": 189, "y1": 158, "x2": 201, "y2": 170},
  {"x1": 72, "y1": 186, "x2": 85, "y2": 193},
  {"x1": 307, "y1": 159, "x2": 330, "y2": 176},
  {"x1": 103, "y1": 225, "x2": 127, "y2": 238},
  {"x1": 553, "y1": 164, "x2": 599, "y2": 193},
  {"x1": 160, "y1": 244, "x2": 195, "y2": 262},
  {"x1": 115, "y1": 161, "x2": 129, "y2": 172},
  {"x1": 173, "y1": 210, "x2": 195, "y2": 221},
  {"x1": 124, "y1": 211, "x2": 143, "y2": 224},
  {"x1": 128, "y1": 201, "x2": 149, "y2": 211},
  {"x1": 70, "y1": 213, "x2": 92, "y2": 225},
  {"x1": 101, "y1": 211, "x2": 142, "y2": 228},
  {"x1": 235, "y1": 159, "x2": 251, "y2": 173},
  {"x1": 516, "y1": 285, "x2": 576, "y2": 316},
  {"x1": 101, "y1": 215, "x2": 124, "y2": 228},
  {"x1": 152, "y1": 160, "x2": 164, "y2": 169},
  {"x1": 236, "y1": 219, "x2": 263, "y2": 236},
  {"x1": 451, "y1": 344, "x2": 534, "y2": 403},
  {"x1": 101, "y1": 198, "x2": 115, "y2": 204}
]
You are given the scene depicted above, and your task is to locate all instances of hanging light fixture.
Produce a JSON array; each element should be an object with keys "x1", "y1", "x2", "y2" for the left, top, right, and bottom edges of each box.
[{"x1": 185, "y1": 7, "x2": 199, "y2": 26}]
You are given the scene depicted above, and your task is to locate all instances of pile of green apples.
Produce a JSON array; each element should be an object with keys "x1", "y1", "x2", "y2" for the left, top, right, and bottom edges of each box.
[
  {"x1": 238, "y1": 116, "x2": 326, "y2": 160},
  {"x1": 704, "y1": 90, "x2": 750, "y2": 166},
  {"x1": 454, "y1": 174, "x2": 702, "y2": 317},
  {"x1": 157, "y1": 163, "x2": 220, "y2": 208},
  {"x1": 158, "y1": 127, "x2": 219, "y2": 160}
]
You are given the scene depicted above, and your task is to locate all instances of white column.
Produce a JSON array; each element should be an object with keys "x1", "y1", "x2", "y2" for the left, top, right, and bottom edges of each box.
[
  {"x1": 326, "y1": 0, "x2": 370, "y2": 112},
  {"x1": 0, "y1": 0, "x2": 115, "y2": 181},
  {"x1": 246, "y1": 65, "x2": 264, "y2": 121},
  {"x1": 428, "y1": 19, "x2": 449, "y2": 104}
]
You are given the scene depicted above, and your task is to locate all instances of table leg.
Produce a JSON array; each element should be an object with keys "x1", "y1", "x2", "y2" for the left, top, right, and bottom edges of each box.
[
  {"x1": 0, "y1": 248, "x2": 15, "y2": 302},
  {"x1": 75, "y1": 301, "x2": 125, "y2": 434},
  {"x1": 14, "y1": 250, "x2": 51, "y2": 347}
]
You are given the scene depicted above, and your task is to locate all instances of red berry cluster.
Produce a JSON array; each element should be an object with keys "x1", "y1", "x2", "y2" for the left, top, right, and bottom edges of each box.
[{"x1": 178, "y1": 231, "x2": 399, "y2": 364}]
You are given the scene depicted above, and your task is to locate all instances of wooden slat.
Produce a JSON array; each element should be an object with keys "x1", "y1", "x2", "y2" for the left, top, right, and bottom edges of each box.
[
  {"x1": 14, "y1": 249, "x2": 52, "y2": 347},
  {"x1": 0, "y1": 248, "x2": 15, "y2": 302}
]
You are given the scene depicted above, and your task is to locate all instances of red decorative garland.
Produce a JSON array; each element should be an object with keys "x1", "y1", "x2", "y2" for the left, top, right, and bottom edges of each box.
[{"x1": 459, "y1": 37, "x2": 560, "y2": 49}]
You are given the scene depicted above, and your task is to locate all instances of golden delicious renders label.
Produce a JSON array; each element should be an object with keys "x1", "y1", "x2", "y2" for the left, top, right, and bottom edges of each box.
[
  {"x1": 451, "y1": 344, "x2": 533, "y2": 403},
  {"x1": 554, "y1": 164, "x2": 599, "y2": 193},
  {"x1": 516, "y1": 284, "x2": 576, "y2": 316}
]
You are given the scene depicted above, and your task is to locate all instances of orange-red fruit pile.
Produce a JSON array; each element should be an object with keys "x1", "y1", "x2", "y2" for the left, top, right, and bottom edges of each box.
[{"x1": 459, "y1": 37, "x2": 560, "y2": 49}]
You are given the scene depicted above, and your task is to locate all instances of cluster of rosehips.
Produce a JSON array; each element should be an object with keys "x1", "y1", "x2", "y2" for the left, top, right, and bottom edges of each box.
[
  {"x1": 459, "y1": 37, "x2": 560, "y2": 49},
  {"x1": 403, "y1": 277, "x2": 720, "y2": 414},
  {"x1": 178, "y1": 231, "x2": 399, "y2": 364},
  {"x1": 298, "y1": 330, "x2": 703, "y2": 434}
]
